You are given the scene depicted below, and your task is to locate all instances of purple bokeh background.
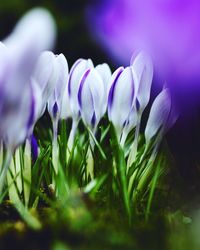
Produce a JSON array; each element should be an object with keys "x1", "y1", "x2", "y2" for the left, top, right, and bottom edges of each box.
[{"x1": 86, "y1": 0, "x2": 200, "y2": 109}]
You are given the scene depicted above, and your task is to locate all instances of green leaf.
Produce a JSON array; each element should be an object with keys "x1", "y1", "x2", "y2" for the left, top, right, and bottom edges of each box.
[{"x1": 87, "y1": 126, "x2": 106, "y2": 160}]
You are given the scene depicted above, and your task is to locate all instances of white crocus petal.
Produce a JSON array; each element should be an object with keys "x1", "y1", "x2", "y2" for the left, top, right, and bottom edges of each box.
[
  {"x1": 78, "y1": 68, "x2": 104, "y2": 128},
  {"x1": 3, "y1": 84, "x2": 32, "y2": 150},
  {"x1": 145, "y1": 89, "x2": 171, "y2": 143},
  {"x1": 95, "y1": 63, "x2": 112, "y2": 115},
  {"x1": 108, "y1": 67, "x2": 135, "y2": 138},
  {"x1": 0, "y1": 8, "x2": 56, "y2": 140},
  {"x1": 54, "y1": 54, "x2": 69, "y2": 100},
  {"x1": 3, "y1": 8, "x2": 56, "y2": 99},
  {"x1": 131, "y1": 51, "x2": 153, "y2": 112},
  {"x1": 32, "y1": 51, "x2": 56, "y2": 115},
  {"x1": 95, "y1": 63, "x2": 112, "y2": 90},
  {"x1": 29, "y1": 79, "x2": 43, "y2": 132},
  {"x1": 4, "y1": 8, "x2": 56, "y2": 55},
  {"x1": 125, "y1": 107, "x2": 138, "y2": 134},
  {"x1": 0, "y1": 42, "x2": 8, "y2": 79},
  {"x1": 60, "y1": 82, "x2": 71, "y2": 119},
  {"x1": 47, "y1": 53, "x2": 69, "y2": 120},
  {"x1": 68, "y1": 58, "x2": 94, "y2": 120},
  {"x1": 120, "y1": 107, "x2": 138, "y2": 146}
]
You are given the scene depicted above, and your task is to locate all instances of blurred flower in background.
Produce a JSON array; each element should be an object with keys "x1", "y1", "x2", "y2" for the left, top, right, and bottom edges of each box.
[{"x1": 86, "y1": 0, "x2": 200, "y2": 107}]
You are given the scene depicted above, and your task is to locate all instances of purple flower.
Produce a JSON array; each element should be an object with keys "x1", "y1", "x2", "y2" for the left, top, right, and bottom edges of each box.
[
  {"x1": 47, "y1": 53, "x2": 69, "y2": 121},
  {"x1": 68, "y1": 58, "x2": 94, "y2": 122},
  {"x1": 86, "y1": 0, "x2": 200, "y2": 92},
  {"x1": 67, "y1": 58, "x2": 112, "y2": 124},
  {"x1": 78, "y1": 68, "x2": 105, "y2": 129},
  {"x1": 108, "y1": 66, "x2": 136, "y2": 140},
  {"x1": 0, "y1": 8, "x2": 56, "y2": 151},
  {"x1": 67, "y1": 59, "x2": 111, "y2": 147},
  {"x1": 95, "y1": 63, "x2": 112, "y2": 116},
  {"x1": 32, "y1": 51, "x2": 58, "y2": 118},
  {"x1": 145, "y1": 88, "x2": 172, "y2": 143},
  {"x1": 131, "y1": 51, "x2": 153, "y2": 113}
]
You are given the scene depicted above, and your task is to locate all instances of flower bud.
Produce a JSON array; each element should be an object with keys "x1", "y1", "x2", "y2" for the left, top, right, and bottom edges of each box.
[
  {"x1": 108, "y1": 66, "x2": 136, "y2": 139},
  {"x1": 68, "y1": 59, "x2": 94, "y2": 121},
  {"x1": 78, "y1": 68, "x2": 105, "y2": 129}
]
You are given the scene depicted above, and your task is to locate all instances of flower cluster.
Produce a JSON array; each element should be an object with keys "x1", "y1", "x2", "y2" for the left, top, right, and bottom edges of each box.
[{"x1": 0, "y1": 8, "x2": 177, "y2": 219}]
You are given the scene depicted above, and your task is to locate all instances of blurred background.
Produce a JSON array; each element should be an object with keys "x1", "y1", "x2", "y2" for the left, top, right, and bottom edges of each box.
[{"x1": 0, "y1": 0, "x2": 111, "y2": 67}]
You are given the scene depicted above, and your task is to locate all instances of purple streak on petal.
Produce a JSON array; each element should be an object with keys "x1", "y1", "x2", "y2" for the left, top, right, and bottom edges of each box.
[
  {"x1": 68, "y1": 59, "x2": 83, "y2": 96},
  {"x1": 77, "y1": 68, "x2": 91, "y2": 108},
  {"x1": 107, "y1": 68, "x2": 123, "y2": 112},
  {"x1": 53, "y1": 102, "x2": 58, "y2": 118},
  {"x1": 91, "y1": 112, "x2": 96, "y2": 128},
  {"x1": 135, "y1": 98, "x2": 140, "y2": 111},
  {"x1": 130, "y1": 73, "x2": 135, "y2": 106},
  {"x1": 30, "y1": 134, "x2": 38, "y2": 162},
  {"x1": 27, "y1": 87, "x2": 35, "y2": 130}
]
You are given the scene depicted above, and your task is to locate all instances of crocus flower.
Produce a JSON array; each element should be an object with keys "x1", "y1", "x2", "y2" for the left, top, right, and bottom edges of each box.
[
  {"x1": 95, "y1": 63, "x2": 112, "y2": 116},
  {"x1": 86, "y1": 0, "x2": 200, "y2": 100},
  {"x1": 108, "y1": 66, "x2": 136, "y2": 142},
  {"x1": 68, "y1": 59, "x2": 94, "y2": 122},
  {"x1": 68, "y1": 59, "x2": 112, "y2": 123},
  {"x1": 0, "y1": 8, "x2": 56, "y2": 151},
  {"x1": 145, "y1": 88, "x2": 172, "y2": 144},
  {"x1": 32, "y1": 51, "x2": 59, "y2": 118},
  {"x1": 47, "y1": 53, "x2": 69, "y2": 121},
  {"x1": 130, "y1": 51, "x2": 153, "y2": 114},
  {"x1": 46, "y1": 53, "x2": 68, "y2": 176},
  {"x1": 125, "y1": 51, "x2": 154, "y2": 152},
  {"x1": 0, "y1": 8, "x2": 56, "y2": 191},
  {"x1": 60, "y1": 80, "x2": 71, "y2": 120},
  {"x1": 67, "y1": 59, "x2": 94, "y2": 148},
  {"x1": 78, "y1": 68, "x2": 105, "y2": 130}
]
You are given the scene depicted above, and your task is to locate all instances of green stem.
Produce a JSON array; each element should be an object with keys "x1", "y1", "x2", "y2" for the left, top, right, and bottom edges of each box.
[
  {"x1": 0, "y1": 148, "x2": 13, "y2": 197},
  {"x1": 67, "y1": 119, "x2": 78, "y2": 155},
  {"x1": 127, "y1": 113, "x2": 141, "y2": 168},
  {"x1": 52, "y1": 118, "x2": 59, "y2": 175}
]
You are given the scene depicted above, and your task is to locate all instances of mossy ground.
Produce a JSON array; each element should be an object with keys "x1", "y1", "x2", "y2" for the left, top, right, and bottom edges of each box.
[{"x1": 0, "y1": 185, "x2": 199, "y2": 250}]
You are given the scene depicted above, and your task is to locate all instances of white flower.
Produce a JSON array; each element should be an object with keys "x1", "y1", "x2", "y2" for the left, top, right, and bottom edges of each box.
[{"x1": 78, "y1": 68, "x2": 105, "y2": 129}]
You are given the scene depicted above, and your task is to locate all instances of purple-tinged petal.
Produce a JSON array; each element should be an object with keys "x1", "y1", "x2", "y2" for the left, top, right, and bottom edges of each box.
[
  {"x1": 47, "y1": 53, "x2": 69, "y2": 120},
  {"x1": 53, "y1": 102, "x2": 59, "y2": 119},
  {"x1": 78, "y1": 69, "x2": 91, "y2": 108},
  {"x1": 68, "y1": 59, "x2": 83, "y2": 96},
  {"x1": 27, "y1": 86, "x2": 35, "y2": 130},
  {"x1": 107, "y1": 67, "x2": 124, "y2": 112},
  {"x1": 32, "y1": 51, "x2": 55, "y2": 104},
  {"x1": 68, "y1": 58, "x2": 94, "y2": 120},
  {"x1": 2, "y1": 83, "x2": 32, "y2": 150},
  {"x1": 145, "y1": 88, "x2": 171, "y2": 143},
  {"x1": 78, "y1": 68, "x2": 104, "y2": 128},
  {"x1": 0, "y1": 8, "x2": 56, "y2": 149},
  {"x1": 26, "y1": 78, "x2": 42, "y2": 137},
  {"x1": 4, "y1": 8, "x2": 56, "y2": 57},
  {"x1": 131, "y1": 51, "x2": 153, "y2": 112},
  {"x1": 95, "y1": 63, "x2": 112, "y2": 115},
  {"x1": 108, "y1": 66, "x2": 135, "y2": 135},
  {"x1": 30, "y1": 135, "x2": 39, "y2": 162},
  {"x1": 3, "y1": 9, "x2": 56, "y2": 104},
  {"x1": 60, "y1": 81, "x2": 71, "y2": 120}
]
